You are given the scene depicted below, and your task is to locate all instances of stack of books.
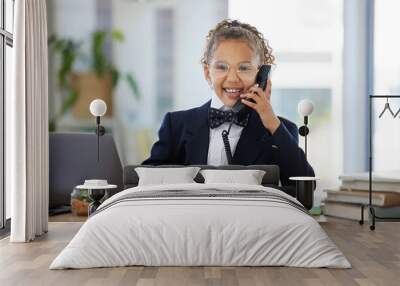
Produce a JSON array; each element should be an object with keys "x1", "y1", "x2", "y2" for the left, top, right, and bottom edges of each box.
[{"x1": 322, "y1": 171, "x2": 400, "y2": 221}]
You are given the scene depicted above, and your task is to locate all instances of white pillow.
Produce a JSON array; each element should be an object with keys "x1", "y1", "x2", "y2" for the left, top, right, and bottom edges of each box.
[
  {"x1": 200, "y1": 169, "x2": 266, "y2": 185},
  {"x1": 135, "y1": 167, "x2": 201, "y2": 186}
]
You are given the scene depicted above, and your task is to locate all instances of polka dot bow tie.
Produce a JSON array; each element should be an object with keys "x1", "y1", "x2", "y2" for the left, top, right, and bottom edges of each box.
[{"x1": 208, "y1": 107, "x2": 250, "y2": 129}]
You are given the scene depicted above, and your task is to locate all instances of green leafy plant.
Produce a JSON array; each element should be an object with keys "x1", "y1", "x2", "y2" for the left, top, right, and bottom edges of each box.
[
  {"x1": 48, "y1": 30, "x2": 140, "y2": 131},
  {"x1": 77, "y1": 189, "x2": 90, "y2": 203}
]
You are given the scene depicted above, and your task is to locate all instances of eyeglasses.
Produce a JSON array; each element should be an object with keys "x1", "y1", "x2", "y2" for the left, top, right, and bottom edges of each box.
[{"x1": 209, "y1": 61, "x2": 259, "y2": 81}]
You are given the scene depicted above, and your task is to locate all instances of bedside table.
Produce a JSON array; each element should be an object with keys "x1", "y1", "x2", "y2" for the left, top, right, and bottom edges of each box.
[
  {"x1": 289, "y1": 176, "x2": 318, "y2": 210},
  {"x1": 75, "y1": 184, "x2": 117, "y2": 215}
]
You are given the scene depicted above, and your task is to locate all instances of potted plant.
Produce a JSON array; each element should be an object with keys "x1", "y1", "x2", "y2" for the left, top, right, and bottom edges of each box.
[
  {"x1": 48, "y1": 30, "x2": 140, "y2": 131},
  {"x1": 70, "y1": 188, "x2": 90, "y2": 216}
]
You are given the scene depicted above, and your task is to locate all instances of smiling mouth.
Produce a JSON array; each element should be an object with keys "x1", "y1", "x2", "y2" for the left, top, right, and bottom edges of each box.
[{"x1": 223, "y1": 88, "x2": 243, "y2": 98}]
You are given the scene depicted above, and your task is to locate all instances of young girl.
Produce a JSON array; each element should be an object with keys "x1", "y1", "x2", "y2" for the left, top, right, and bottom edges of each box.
[{"x1": 142, "y1": 19, "x2": 314, "y2": 187}]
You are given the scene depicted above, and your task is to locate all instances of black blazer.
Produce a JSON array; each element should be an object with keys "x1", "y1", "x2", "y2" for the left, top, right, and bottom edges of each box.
[{"x1": 142, "y1": 100, "x2": 315, "y2": 186}]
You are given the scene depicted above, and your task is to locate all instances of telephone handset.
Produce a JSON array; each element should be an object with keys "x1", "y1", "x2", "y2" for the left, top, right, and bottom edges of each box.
[
  {"x1": 222, "y1": 64, "x2": 271, "y2": 164},
  {"x1": 232, "y1": 64, "x2": 272, "y2": 115}
]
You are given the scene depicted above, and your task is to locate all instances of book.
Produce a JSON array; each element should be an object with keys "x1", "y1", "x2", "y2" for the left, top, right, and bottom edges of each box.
[
  {"x1": 340, "y1": 181, "x2": 400, "y2": 193},
  {"x1": 339, "y1": 171, "x2": 400, "y2": 183},
  {"x1": 339, "y1": 171, "x2": 400, "y2": 193},
  {"x1": 324, "y1": 188, "x2": 400, "y2": 207},
  {"x1": 322, "y1": 201, "x2": 400, "y2": 221},
  {"x1": 322, "y1": 202, "x2": 367, "y2": 221}
]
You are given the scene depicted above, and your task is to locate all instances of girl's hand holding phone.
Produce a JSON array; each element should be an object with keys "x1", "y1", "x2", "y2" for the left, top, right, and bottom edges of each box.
[{"x1": 240, "y1": 79, "x2": 281, "y2": 134}]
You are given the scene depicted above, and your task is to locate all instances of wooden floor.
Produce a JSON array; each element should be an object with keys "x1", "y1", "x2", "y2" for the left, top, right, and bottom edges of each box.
[
  {"x1": 48, "y1": 212, "x2": 88, "y2": 222},
  {"x1": 0, "y1": 218, "x2": 399, "y2": 286}
]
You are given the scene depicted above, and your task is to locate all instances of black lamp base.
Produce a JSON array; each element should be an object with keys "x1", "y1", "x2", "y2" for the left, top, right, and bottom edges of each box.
[
  {"x1": 96, "y1": 125, "x2": 106, "y2": 136},
  {"x1": 298, "y1": 125, "x2": 309, "y2": 136}
]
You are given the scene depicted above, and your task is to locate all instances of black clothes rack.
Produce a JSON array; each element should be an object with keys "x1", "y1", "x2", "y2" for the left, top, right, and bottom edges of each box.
[{"x1": 359, "y1": 95, "x2": 400, "y2": 230}]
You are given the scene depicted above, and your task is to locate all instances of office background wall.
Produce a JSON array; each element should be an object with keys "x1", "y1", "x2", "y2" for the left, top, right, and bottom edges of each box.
[
  {"x1": 47, "y1": 0, "x2": 339, "y2": 206},
  {"x1": 373, "y1": 0, "x2": 400, "y2": 172},
  {"x1": 46, "y1": 0, "x2": 400, "y2": 207}
]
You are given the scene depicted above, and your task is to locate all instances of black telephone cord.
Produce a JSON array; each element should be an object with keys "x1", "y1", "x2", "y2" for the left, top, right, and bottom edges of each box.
[{"x1": 222, "y1": 120, "x2": 234, "y2": 164}]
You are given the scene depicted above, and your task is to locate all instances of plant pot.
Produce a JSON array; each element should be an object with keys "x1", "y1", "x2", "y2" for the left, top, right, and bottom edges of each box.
[
  {"x1": 71, "y1": 72, "x2": 113, "y2": 118},
  {"x1": 71, "y1": 188, "x2": 90, "y2": 216}
]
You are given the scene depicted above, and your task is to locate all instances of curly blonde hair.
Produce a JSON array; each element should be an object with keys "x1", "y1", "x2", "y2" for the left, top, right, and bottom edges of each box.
[{"x1": 201, "y1": 19, "x2": 275, "y2": 66}]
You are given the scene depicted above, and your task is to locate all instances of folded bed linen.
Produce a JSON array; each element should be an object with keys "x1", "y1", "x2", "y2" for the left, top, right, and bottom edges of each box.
[{"x1": 50, "y1": 183, "x2": 351, "y2": 269}]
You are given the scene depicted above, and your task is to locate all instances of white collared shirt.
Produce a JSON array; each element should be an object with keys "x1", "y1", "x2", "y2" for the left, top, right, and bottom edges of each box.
[{"x1": 207, "y1": 92, "x2": 245, "y2": 166}]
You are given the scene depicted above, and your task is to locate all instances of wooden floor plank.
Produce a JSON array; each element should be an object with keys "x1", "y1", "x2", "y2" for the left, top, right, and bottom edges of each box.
[{"x1": 0, "y1": 218, "x2": 399, "y2": 286}]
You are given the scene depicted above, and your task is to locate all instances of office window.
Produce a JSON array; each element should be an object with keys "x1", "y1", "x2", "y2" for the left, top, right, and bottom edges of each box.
[
  {"x1": 1, "y1": 0, "x2": 14, "y2": 230},
  {"x1": 373, "y1": 0, "x2": 400, "y2": 172}
]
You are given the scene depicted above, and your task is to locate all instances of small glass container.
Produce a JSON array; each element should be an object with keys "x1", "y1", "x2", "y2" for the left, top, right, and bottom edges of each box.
[{"x1": 71, "y1": 188, "x2": 90, "y2": 216}]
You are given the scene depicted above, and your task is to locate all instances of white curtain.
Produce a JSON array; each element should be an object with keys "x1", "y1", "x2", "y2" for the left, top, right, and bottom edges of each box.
[{"x1": 7, "y1": 0, "x2": 49, "y2": 242}]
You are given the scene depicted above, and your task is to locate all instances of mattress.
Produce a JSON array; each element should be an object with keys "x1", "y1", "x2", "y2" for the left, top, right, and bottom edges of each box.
[{"x1": 50, "y1": 183, "x2": 351, "y2": 269}]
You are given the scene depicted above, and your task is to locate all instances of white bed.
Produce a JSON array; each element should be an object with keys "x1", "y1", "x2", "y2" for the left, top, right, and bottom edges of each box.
[{"x1": 50, "y1": 183, "x2": 351, "y2": 269}]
